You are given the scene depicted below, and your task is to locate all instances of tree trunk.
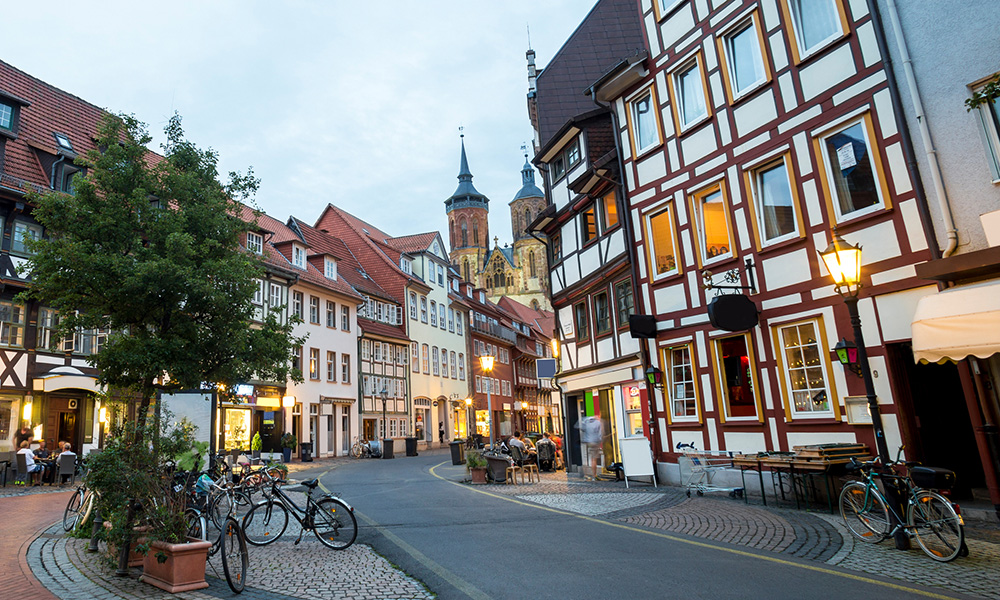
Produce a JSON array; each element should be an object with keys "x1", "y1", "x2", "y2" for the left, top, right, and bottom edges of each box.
[{"x1": 117, "y1": 382, "x2": 156, "y2": 574}]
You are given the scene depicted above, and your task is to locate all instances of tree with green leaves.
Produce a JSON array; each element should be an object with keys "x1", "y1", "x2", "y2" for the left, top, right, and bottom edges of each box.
[{"x1": 22, "y1": 112, "x2": 302, "y2": 572}]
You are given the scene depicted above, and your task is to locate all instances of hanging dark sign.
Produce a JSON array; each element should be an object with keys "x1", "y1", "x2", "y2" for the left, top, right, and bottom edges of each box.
[
  {"x1": 707, "y1": 295, "x2": 759, "y2": 332},
  {"x1": 628, "y1": 315, "x2": 658, "y2": 339}
]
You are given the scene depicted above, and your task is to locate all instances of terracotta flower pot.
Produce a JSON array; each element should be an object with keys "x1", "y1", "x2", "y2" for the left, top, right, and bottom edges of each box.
[
  {"x1": 469, "y1": 467, "x2": 488, "y2": 484},
  {"x1": 103, "y1": 521, "x2": 148, "y2": 568},
  {"x1": 140, "y1": 538, "x2": 212, "y2": 593}
]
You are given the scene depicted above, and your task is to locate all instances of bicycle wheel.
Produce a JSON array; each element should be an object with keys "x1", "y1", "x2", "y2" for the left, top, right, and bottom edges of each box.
[
  {"x1": 208, "y1": 492, "x2": 231, "y2": 530},
  {"x1": 313, "y1": 498, "x2": 358, "y2": 550},
  {"x1": 350, "y1": 442, "x2": 362, "y2": 459},
  {"x1": 220, "y1": 516, "x2": 248, "y2": 593},
  {"x1": 242, "y1": 501, "x2": 288, "y2": 545},
  {"x1": 63, "y1": 488, "x2": 84, "y2": 531},
  {"x1": 839, "y1": 482, "x2": 890, "y2": 543},
  {"x1": 908, "y1": 490, "x2": 964, "y2": 562},
  {"x1": 75, "y1": 491, "x2": 97, "y2": 533},
  {"x1": 185, "y1": 508, "x2": 207, "y2": 541}
]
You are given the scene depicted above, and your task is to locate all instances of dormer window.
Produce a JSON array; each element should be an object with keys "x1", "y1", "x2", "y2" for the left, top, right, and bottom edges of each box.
[
  {"x1": 0, "y1": 102, "x2": 13, "y2": 131},
  {"x1": 324, "y1": 257, "x2": 338, "y2": 280},
  {"x1": 59, "y1": 164, "x2": 83, "y2": 194},
  {"x1": 292, "y1": 245, "x2": 306, "y2": 269},
  {"x1": 54, "y1": 133, "x2": 74, "y2": 152},
  {"x1": 550, "y1": 138, "x2": 581, "y2": 182},
  {"x1": 400, "y1": 257, "x2": 412, "y2": 274},
  {"x1": 246, "y1": 232, "x2": 263, "y2": 254}
]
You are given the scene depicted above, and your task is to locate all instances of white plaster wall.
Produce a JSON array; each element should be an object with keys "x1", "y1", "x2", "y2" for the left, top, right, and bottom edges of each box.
[
  {"x1": 760, "y1": 248, "x2": 812, "y2": 291},
  {"x1": 798, "y1": 43, "x2": 857, "y2": 101}
]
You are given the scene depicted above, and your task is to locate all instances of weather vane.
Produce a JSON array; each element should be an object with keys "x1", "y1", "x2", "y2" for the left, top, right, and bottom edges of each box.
[
  {"x1": 459, "y1": 125, "x2": 464, "y2": 138},
  {"x1": 521, "y1": 142, "x2": 528, "y2": 158}
]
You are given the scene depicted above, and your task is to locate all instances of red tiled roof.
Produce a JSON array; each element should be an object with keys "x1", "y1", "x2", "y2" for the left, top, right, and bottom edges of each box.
[
  {"x1": 384, "y1": 232, "x2": 438, "y2": 254},
  {"x1": 0, "y1": 60, "x2": 164, "y2": 194},
  {"x1": 497, "y1": 296, "x2": 555, "y2": 338},
  {"x1": 358, "y1": 318, "x2": 409, "y2": 342}
]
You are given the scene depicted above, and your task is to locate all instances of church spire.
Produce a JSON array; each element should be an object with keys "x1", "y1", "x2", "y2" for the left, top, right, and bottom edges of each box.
[
  {"x1": 458, "y1": 132, "x2": 473, "y2": 182},
  {"x1": 445, "y1": 129, "x2": 489, "y2": 214}
]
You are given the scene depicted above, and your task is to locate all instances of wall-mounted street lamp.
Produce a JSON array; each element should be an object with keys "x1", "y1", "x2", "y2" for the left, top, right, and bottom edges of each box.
[
  {"x1": 644, "y1": 366, "x2": 664, "y2": 390},
  {"x1": 833, "y1": 338, "x2": 862, "y2": 377},
  {"x1": 281, "y1": 395, "x2": 296, "y2": 408}
]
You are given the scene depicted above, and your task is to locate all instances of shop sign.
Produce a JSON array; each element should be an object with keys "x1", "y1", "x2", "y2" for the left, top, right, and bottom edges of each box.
[{"x1": 263, "y1": 411, "x2": 275, "y2": 426}]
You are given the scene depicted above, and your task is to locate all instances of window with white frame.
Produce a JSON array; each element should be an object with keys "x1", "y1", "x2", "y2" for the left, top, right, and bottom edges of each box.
[
  {"x1": 818, "y1": 117, "x2": 886, "y2": 222},
  {"x1": 309, "y1": 348, "x2": 320, "y2": 379},
  {"x1": 667, "y1": 346, "x2": 697, "y2": 420},
  {"x1": 441, "y1": 348, "x2": 448, "y2": 377},
  {"x1": 246, "y1": 232, "x2": 263, "y2": 254},
  {"x1": 691, "y1": 184, "x2": 733, "y2": 264},
  {"x1": 292, "y1": 245, "x2": 306, "y2": 269},
  {"x1": 654, "y1": 0, "x2": 683, "y2": 20},
  {"x1": 341, "y1": 354, "x2": 351, "y2": 383},
  {"x1": 721, "y1": 16, "x2": 768, "y2": 99},
  {"x1": 550, "y1": 137, "x2": 581, "y2": 182},
  {"x1": 36, "y1": 307, "x2": 61, "y2": 352},
  {"x1": 475, "y1": 376, "x2": 482, "y2": 393},
  {"x1": 785, "y1": 0, "x2": 844, "y2": 60},
  {"x1": 448, "y1": 308, "x2": 455, "y2": 332},
  {"x1": 629, "y1": 88, "x2": 661, "y2": 155},
  {"x1": 253, "y1": 280, "x2": 264, "y2": 305},
  {"x1": 456, "y1": 313, "x2": 463, "y2": 336},
  {"x1": 373, "y1": 341, "x2": 383, "y2": 362},
  {"x1": 362, "y1": 339, "x2": 371, "y2": 360},
  {"x1": 422, "y1": 344, "x2": 430, "y2": 374},
  {"x1": 749, "y1": 156, "x2": 800, "y2": 244},
  {"x1": 269, "y1": 283, "x2": 283, "y2": 309},
  {"x1": 292, "y1": 346, "x2": 302, "y2": 373},
  {"x1": 309, "y1": 296, "x2": 320, "y2": 324},
  {"x1": 430, "y1": 301, "x2": 437, "y2": 326},
  {"x1": 341, "y1": 305, "x2": 350, "y2": 331},
  {"x1": 324, "y1": 257, "x2": 337, "y2": 280},
  {"x1": 450, "y1": 351, "x2": 457, "y2": 379},
  {"x1": 327, "y1": 351, "x2": 336, "y2": 381},
  {"x1": 326, "y1": 300, "x2": 337, "y2": 328},
  {"x1": 432, "y1": 346, "x2": 440, "y2": 376},
  {"x1": 672, "y1": 56, "x2": 709, "y2": 131},
  {"x1": 0, "y1": 101, "x2": 13, "y2": 130},
  {"x1": 647, "y1": 207, "x2": 679, "y2": 279},
  {"x1": 409, "y1": 292, "x2": 418, "y2": 319},
  {"x1": 74, "y1": 327, "x2": 109, "y2": 356},
  {"x1": 615, "y1": 280, "x2": 634, "y2": 327},
  {"x1": 439, "y1": 304, "x2": 446, "y2": 330},
  {"x1": 972, "y1": 81, "x2": 1000, "y2": 180},
  {"x1": 437, "y1": 264, "x2": 444, "y2": 286},
  {"x1": 420, "y1": 296, "x2": 428, "y2": 323},
  {"x1": 777, "y1": 320, "x2": 832, "y2": 416},
  {"x1": 292, "y1": 292, "x2": 303, "y2": 319},
  {"x1": 411, "y1": 342, "x2": 420, "y2": 373},
  {"x1": 458, "y1": 353, "x2": 466, "y2": 380},
  {"x1": 11, "y1": 221, "x2": 41, "y2": 255}
]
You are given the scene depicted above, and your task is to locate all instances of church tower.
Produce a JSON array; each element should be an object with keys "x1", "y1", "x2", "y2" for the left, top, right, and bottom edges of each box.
[
  {"x1": 508, "y1": 153, "x2": 551, "y2": 311},
  {"x1": 445, "y1": 134, "x2": 489, "y2": 284}
]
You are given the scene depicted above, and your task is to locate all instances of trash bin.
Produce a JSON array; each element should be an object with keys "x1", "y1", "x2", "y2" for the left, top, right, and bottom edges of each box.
[
  {"x1": 405, "y1": 437, "x2": 418, "y2": 457},
  {"x1": 300, "y1": 442, "x2": 313, "y2": 462},
  {"x1": 382, "y1": 438, "x2": 394, "y2": 459},
  {"x1": 449, "y1": 440, "x2": 465, "y2": 465}
]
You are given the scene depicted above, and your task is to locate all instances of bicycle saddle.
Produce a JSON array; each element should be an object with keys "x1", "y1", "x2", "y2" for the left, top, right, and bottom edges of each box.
[{"x1": 302, "y1": 478, "x2": 319, "y2": 489}]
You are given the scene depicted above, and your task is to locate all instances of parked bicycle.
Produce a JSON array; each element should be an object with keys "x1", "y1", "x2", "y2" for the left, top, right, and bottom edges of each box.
[
  {"x1": 839, "y1": 452, "x2": 965, "y2": 562},
  {"x1": 242, "y1": 477, "x2": 357, "y2": 549},
  {"x1": 185, "y1": 504, "x2": 248, "y2": 593},
  {"x1": 350, "y1": 436, "x2": 380, "y2": 459}
]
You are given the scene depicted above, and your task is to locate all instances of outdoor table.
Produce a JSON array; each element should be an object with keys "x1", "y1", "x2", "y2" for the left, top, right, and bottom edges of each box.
[{"x1": 733, "y1": 453, "x2": 871, "y2": 511}]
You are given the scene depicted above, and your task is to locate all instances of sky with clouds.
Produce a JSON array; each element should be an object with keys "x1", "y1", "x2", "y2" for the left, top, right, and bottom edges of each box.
[{"x1": 3, "y1": 1, "x2": 598, "y2": 247}]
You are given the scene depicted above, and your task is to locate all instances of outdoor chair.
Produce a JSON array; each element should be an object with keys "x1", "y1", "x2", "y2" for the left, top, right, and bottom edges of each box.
[
  {"x1": 510, "y1": 446, "x2": 537, "y2": 483},
  {"x1": 536, "y1": 442, "x2": 556, "y2": 472},
  {"x1": 485, "y1": 454, "x2": 511, "y2": 483},
  {"x1": 0, "y1": 451, "x2": 13, "y2": 487},
  {"x1": 14, "y1": 452, "x2": 29, "y2": 485},
  {"x1": 57, "y1": 453, "x2": 76, "y2": 485}
]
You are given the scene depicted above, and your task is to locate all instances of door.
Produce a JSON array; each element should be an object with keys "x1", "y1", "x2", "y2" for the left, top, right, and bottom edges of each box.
[
  {"x1": 342, "y1": 409, "x2": 350, "y2": 454},
  {"x1": 327, "y1": 415, "x2": 334, "y2": 457}
]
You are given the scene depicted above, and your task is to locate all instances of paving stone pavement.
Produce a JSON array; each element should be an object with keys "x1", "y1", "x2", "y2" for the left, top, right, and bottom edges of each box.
[
  {"x1": 469, "y1": 468, "x2": 999, "y2": 598},
  {"x1": 26, "y1": 487, "x2": 434, "y2": 600}
]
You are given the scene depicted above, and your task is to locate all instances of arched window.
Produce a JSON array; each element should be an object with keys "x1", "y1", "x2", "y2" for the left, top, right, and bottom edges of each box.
[
  {"x1": 494, "y1": 272, "x2": 501, "y2": 288},
  {"x1": 450, "y1": 220, "x2": 456, "y2": 247},
  {"x1": 529, "y1": 250, "x2": 536, "y2": 278},
  {"x1": 463, "y1": 259, "x2": 470, "y2": 283},
  {"x1": 531, "y1": 299, "x2": 540, "y2": 310},
  {"x1": 507, "y1": 274, "x2": 513, "y2": 288},
  {"x1": 473, "y1": 220, "x2": 479, "y2": 246},
  {"x1": 524, "y1": 208, "x2": 531, "y2": 232},
  {"x1": 460, "y1": 219, "x2": 468, "y2": 247}
]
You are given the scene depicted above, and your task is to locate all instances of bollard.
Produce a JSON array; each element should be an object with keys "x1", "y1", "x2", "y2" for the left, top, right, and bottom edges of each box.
[{"x1": 87, "y1": 509, "x2": 104, "y2": 553}]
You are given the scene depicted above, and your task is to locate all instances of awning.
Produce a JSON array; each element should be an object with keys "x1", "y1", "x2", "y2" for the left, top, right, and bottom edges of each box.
[{"x1": 911, "y1": 280, "x2": 1000, "y2": 364}]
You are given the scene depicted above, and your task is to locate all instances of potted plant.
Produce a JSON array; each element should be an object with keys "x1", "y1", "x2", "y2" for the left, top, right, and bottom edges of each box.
[
  {"x1": 466, "y1": 450, "x2": 488, "y2": 484},
  {"x1": 251, "y1": 431, "x2": 262, "y2": 459},
  {"x1": 280, "y1": 432, "x2": 297, "y2": 463},
  {"x1": 86, "y1": 414, "x2": 212, "y2": 591}
]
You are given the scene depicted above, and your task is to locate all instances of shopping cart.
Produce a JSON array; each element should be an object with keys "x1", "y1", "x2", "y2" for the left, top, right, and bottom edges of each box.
[{"x1": 676, "y1": 444, "x2": 744, "y2": 498}]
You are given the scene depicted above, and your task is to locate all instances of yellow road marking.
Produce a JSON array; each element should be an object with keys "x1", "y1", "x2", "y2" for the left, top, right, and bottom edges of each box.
[
  {"x1": 428, "y1": 462, "x2": 961, "y2": 600},
  {"x1": 317, "y1": 466, "x2": 491, "y2": 600}
]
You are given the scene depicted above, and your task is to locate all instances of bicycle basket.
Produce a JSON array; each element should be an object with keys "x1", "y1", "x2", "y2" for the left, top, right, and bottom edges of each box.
[
  {"x1": 910, "y1": 466, "x2": 956, "y2": 490},
  {"x1": 195, "y1": 474, "x2": 213, "y2": 494}
]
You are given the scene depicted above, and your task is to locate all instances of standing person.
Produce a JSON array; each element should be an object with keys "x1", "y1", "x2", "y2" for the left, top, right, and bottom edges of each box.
[
  {"x1": 438, "y1": 421, "x2": 445, "y2": 444},
  {"x1": 579, "y1": 416, "x2": 603, "y2": 480},
  {"x1": 14, "y1": 424, "x2": 33, "y2": 448}
]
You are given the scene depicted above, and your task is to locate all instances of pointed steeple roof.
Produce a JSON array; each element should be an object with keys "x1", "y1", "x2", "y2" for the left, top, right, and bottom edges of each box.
[
  {"x1": 445, "y1": 134, "x2": 489, "y2": 214},
  {"x1": 512, "y1": 153, "x2": 544, "y2": 201}
]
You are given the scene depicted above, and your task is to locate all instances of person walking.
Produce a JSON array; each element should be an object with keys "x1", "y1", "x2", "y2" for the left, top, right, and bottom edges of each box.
[
  {"x1": 438, "y1": 421, "x2": 445, "y2": 444},
  {"x1": 579, "y1": 416, "x2": 603, "y2": 480}
]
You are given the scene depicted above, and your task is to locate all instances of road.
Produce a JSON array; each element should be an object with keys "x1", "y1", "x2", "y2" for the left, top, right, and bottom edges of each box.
[{"x1": 298, "y1": 451, "x2": 972, "y2": 600}]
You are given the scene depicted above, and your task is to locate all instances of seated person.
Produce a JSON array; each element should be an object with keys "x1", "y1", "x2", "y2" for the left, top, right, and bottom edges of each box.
[
  {"x1": 34, "y1": 438, "x2": 52, "y2": 459},
  {"x1": 58, "y1": 443, "x2": 77, "y2": 484},
  {"x1": 18, "y1": 440, "x2": 43, "y2": 485},
  {"x1": 508, "y1": 431, "x2": 536, "y2": 464}
]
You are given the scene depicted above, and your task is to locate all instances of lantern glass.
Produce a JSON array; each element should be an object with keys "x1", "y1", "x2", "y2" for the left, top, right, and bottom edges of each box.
[
  {"x1": 820, "y1": 232, "x2": 862, "y2": 291},
  {"x1": 836, "y1": 346, "x2": 849, "y2": 365},
  {"x1": 479, "y1": 355, "x2": 495, "y2": 372},
  {"x1": 551, "y1": 338, "x2": 559, "y2": 358},
  {"x1": 645, "y1": 367, "x2": 662, "y2": 386}
]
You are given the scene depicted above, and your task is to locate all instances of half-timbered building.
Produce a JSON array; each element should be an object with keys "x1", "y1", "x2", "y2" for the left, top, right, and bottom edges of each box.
[{"x1": 592, "y1": 0, "x2": 938, "y2": 483}]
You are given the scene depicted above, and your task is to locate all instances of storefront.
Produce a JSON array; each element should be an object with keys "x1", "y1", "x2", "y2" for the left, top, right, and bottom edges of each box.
[
  {"x1": 219, "y1": 384, "x2": 287, "y2": 453},
  {"x1": 28, "y1": 367, "x2": 102, "y2": 454}
]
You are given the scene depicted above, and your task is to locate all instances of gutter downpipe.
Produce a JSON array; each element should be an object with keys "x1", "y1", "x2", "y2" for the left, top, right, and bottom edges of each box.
[
  {"x1": 875, "y1": 0, "x2": 957, "y2": 258},
  {"x1": 50, "y1": 155, "x2": 66, "y2": 190},
  {"x1": 590, "y1": 83, "x2": 661, "y2": 483}
]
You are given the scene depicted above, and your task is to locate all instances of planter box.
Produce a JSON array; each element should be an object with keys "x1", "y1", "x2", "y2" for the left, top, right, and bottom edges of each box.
[
  {"x1": 140, "y1": 538, "x2": 212, "y2": 593},
  {"x1": 103, "y1": 521, "x2": 146, "y2": 568},
  {"x1": 469, "y1": 467, "x2": 488, "y2": 484}
]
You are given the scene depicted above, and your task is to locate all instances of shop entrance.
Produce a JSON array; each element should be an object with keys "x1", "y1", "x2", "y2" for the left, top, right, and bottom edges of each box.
[
  {"x1": 45, "y1": 397, "x2": 81, "y2": 450},
  {"x1": 252, "y1": 409, "x2": 283, "y2": 453},
  {"x1": 887, "y1": 342, "x2": 985, "y2": 498}
]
